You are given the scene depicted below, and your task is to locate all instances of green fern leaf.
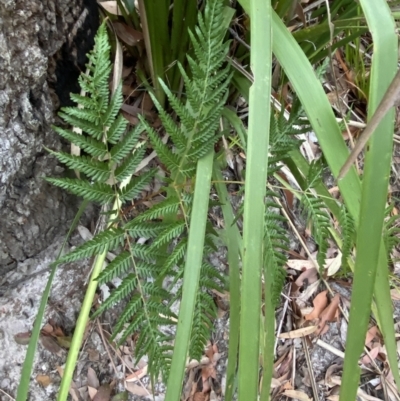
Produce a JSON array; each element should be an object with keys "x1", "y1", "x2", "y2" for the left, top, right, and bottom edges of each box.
[
  {"x1": 119, "y1": 169, "x2": 156, "y2": 202},
  {"x1": 56, "y1": 227, "x2": 126, "y2": 265},
  {"x1": 48, "y1": 151, "x2": 110, "y2": 181},
  {"x1": 52, "y1": 126, "x2": 109, "y2": 159},
  {"x1": 45, "y1": 178, "x2": 114, "y2": 204}
]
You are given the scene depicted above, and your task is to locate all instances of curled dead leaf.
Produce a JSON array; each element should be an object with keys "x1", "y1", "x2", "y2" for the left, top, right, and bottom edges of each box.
[{"x1": 305, "y1": 291, "x2": 328, "y2": 321}]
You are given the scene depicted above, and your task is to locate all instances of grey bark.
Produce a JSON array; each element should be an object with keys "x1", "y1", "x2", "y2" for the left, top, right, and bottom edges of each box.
[{"x1": 0, "y1": 0, "x2": 99, "y2": 273}]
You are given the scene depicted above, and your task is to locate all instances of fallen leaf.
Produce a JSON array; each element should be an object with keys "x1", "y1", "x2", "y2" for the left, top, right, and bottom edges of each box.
[
  {"x1": 125, "y1": 365, "x2": 148, "y2": 382},
  {"x1": 36, "y1": 374, "x2": 52, "y2": 387},
  {"x1": 14, "y1": 332, "x2": 31, "y2": 345},
  {"x1": 305, "y1": 291, "x2": 328, "y2": 320},
  {"x1": 390, "y1": 288, "x2": 400, "y2": 301},
  {"x1": 193, "y1": 392, "x2": 207, "y2": 401},
  {"x1": 316, "y1": 294, "x2": 340, "y2": 336},
  {"x1": 98, "y1": 1, "x2": 128, "y2": 15},
  {"x1": 88, "y1": 367, "x2": 100, "y2": 389},
  {"x1": 279, "y1": 325, "x2": 318, "y2": 339},
  {"x1": 40, "y1": 334, "x2": 63, "y2": 356},
  {"x1": 41, "y1": 323, "x2": 53, "y2": 335},
  {"x1": 88, "y1": 386, "x2": 98, "y2": 400},
  {"x1": 365, "y1": 326, "x2": 379, "y2": 347},
  {"x1": 112, "y1": 22, "x2": 143, "y2": 46},
  {"x1": 87, "y1": 348, "x2": 100, "y2": 362},
  {"x1": 361, "y1": 346, "x2": 380, "y2": 365},
  {"x1": 93, "y1": 384, "x2": 112, "y2": 401},
  {"x1": 283, "y1": 389, "x2": 313, "y2": 401}
]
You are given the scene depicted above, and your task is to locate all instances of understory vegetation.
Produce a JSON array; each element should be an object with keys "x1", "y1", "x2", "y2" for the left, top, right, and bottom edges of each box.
[{"x1": 17, "y1": 0, "x2": 400, "y2": 400}]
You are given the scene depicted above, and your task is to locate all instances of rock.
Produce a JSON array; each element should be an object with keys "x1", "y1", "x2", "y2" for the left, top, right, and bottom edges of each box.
[{"x1": 0, "y1": 0, "x2": 99, "y2": 272}]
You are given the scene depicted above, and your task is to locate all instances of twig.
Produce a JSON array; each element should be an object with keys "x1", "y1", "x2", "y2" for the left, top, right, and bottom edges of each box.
[{"x1": 338, "y1": 68, "x2": 400, "y2": 180}]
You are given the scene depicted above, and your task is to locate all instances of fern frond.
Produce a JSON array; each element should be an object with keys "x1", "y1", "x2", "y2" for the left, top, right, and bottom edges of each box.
[
  {"x1": 338, "y1": 205, "x2": 355, "y2": 271},
  {"x1": 102, "y1": 84, "x2": 123, "y2": 126},
  {"x1": 52, "y1": 126, "x2": 109, "y2": 159},
  {"x1": 190, "y1": 292, "x2": 216, "y2": 361},
  {"x1": 383, "y1": 204, "x2": 400, "y2": 258},
  {"x1": 132, "y1": 197, "x2": 181, "y2": 222},
  {"x1": 140, "y1": 116, "x2": 183, "y2": 174},
  {"x1": 48, "y1": 151, "x2": 110, "y2": 181},
  {"x1": 110, "y1": 125, "x2": 142, "y2": 163},
  {"x1": 57, "y1": 112, "x2": 103, "y2": 140},
  {"x1": 45, "y1": 178, "x2": 115, "y2": 204},
  {"x1": 300, "y1": 194, "x2": 331, "y2": 269},
  {"x1": 119, "y1": 169, "x2": 155, "y2": 202},
  {"x1": 113, "y1": 145, "x2": 146, "y2": 182},
  {"x1": 148, "y1": 222, "x2": 186, "y2": 251},
  {"x1": 92, "y1": 273, "x2": 137, "y2": 317},
  {"x1": 106, "y1": 114, "x2": 129, "y2": 144},
  {"x1": 56, "y1": 227, "x2": 126, "y2": 265},
  {"x1": 96, "y1": 251, "x2": 132, "y2": 284}
]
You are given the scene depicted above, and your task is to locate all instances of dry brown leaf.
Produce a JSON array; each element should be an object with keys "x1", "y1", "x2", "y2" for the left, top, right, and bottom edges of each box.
[
  {"x1": 283, "y1": 389, "x2": 313, "y2": 401},
  {"x1": 40, "y1": 334, "x2": 63, "y2": 356},
  {"x1": 36, "y1": 374, "x2": 52, "y2": 387},
  {"x1": 93, "y1": 384, "x2": 111, "y2": 401},
  {"x1": 88, "y1": 367, "x2": 100, "y2": 389},
  {"x1": 41, "y1": 323, "x2": 53, "y2": 335},
  {"x1": 295, "y1": 268, "x2": 318, "y2": 287},
  {"x1": 365, "y1": 326, "x2": 379, "y2": 347},
  {"x1": 361, "y1": 346, "x2": 381, "y2": 365},
  {"x1": 87, "y1": 348, "x2": 100, "y2": 362},
  {"x1": 112, "y1": 22, "x2": 143, "y2": 46},
  {"x1": 88, "y1": 386, "x2": 98, "y2": 400},
  {"x1": 193, "y1": 392, "x2": 207, "y2": 401},
  {"x1": 141, "y1": 92, "x2": 154, "y2": 112},
  {"x1": 125, "y1": 382, "x2": 150, "y2": 397},
  {"x1": 390, "y1": 288, "x2": 400, "y2": 301},
  {"x1": 125, "y1": 365, "x2": 148, "y2": 382},
  {"x1": 98, "y1": 1, "x2": 128, "y2": 15},
  {"x1": 14, "y1": 331, "x2": 31, "y2": 345},
  {"x1": 279, "y1": 325, "x2": 318, "y2": 339},
  {"x1": 324, "y1": 364, "x2": 341, "y2": 387},
  {"x1": 305, "y1": 291, "x2": 328, "y2": 321},
  {"x1": 316, "y1": 294, "x2": 340, "y2": 336}
]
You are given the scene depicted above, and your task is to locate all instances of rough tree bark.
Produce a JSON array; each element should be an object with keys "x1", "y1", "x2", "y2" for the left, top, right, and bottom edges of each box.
[{"x1": 0, "y1": 0, "x2": 99, "y2": 273}]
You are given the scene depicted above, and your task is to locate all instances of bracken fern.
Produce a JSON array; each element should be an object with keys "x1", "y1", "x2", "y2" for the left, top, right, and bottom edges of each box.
[{"x1": 48, "y1": 0, "x2": 234, "y2": 383}]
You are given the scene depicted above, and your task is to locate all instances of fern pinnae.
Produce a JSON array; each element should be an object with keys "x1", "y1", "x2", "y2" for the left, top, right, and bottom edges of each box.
[
  {"x1": 96, "y1": 251, "x2": 132, "y2": 284},
  {"x1": 52, "y1": 126, "x2": 108, "y2": 158},
  {"x1": 113, "y1": 145, "x2": 146, "y2": 182},
  {"x1": 338, "y1": 205, "x2": 355, "y2": 271},
  {"x1": 92, "y1": 273, "x2": 138, "y2": 319},
  {"x1": 47, "y1": 152, "x2": 110, "y2": 181},
  {"x1": 127, "y1": 197, "x2": 181, "y2": 222},
  {"x1": 119, "y1": 169, "x2": 155, "y2": 201},
  {"x1": 300, "y1": 193, "x2": 331, "y2": 270},
  {"x1": 56, "y1": 227, "x2": 126, "y2": 265},
  {"x1": 45, "y1": 178, "x2": 115, "y2": 204}
]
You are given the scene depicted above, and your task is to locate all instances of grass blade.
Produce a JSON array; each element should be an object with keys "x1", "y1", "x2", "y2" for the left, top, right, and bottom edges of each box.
[
  {"x1": 340, "y1": 1, "x2": 398, "y2": 398},
  {"x1": 165, "y1": 150, "x2": 214, "y2": 401},
  {"x1": 16, "y1": 200, "x2": 88, "y2": 401},
  {"x1": 213, "y1": 163, "x2": 242, "y2": 401},
  {"x1": 237, "y1": 0, "x2": 272, "y2": 399}
]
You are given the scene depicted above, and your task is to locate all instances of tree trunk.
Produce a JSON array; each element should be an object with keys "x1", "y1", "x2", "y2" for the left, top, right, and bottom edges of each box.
[{"x1": 0, "y1": 0, "x2": 99, "y2": 273}]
